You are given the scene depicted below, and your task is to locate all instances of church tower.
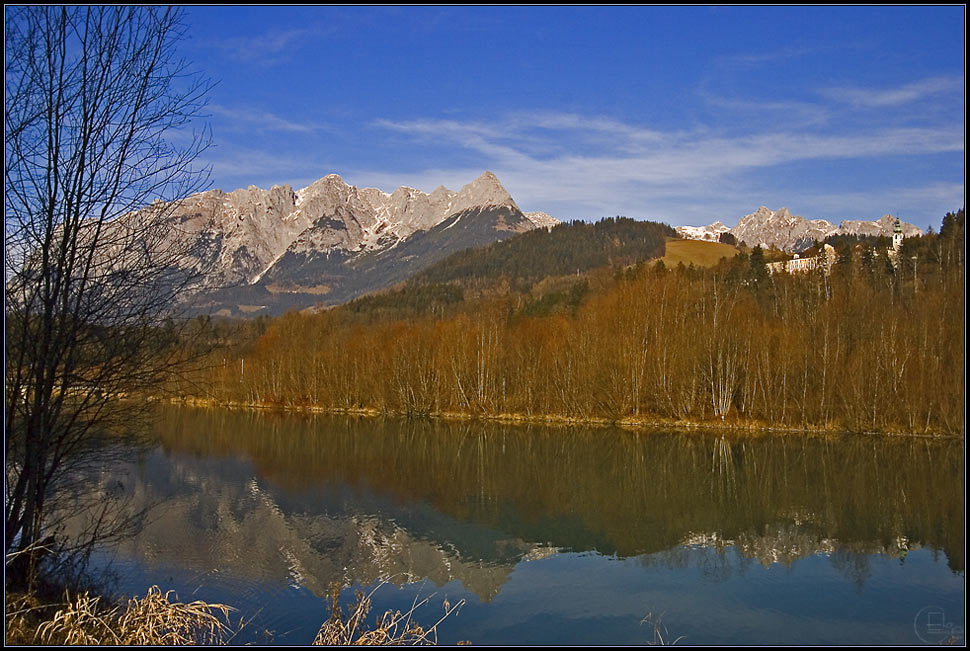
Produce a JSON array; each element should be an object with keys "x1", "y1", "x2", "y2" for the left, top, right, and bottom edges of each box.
[{"x1": 892, "y1": 217, "x2": 903, "y2": 251}]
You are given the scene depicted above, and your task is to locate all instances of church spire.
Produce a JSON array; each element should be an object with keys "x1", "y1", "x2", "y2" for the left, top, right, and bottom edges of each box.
[{"x1": 892, "y1": 216, "x2": 903, "y2": 251}]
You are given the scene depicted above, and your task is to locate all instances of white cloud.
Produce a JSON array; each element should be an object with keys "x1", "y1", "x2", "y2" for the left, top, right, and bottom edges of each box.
[
  {"x1": 367, "y1": 111, "x2": 963, "y2": 225},
  {"x1": 715, "y1": 47, "x2": 818, "y2": 68},
  {"x1": 820, "y1": 75, "x2": 964, "y2": 108},
  {"x1": 375, "y1": 113, "x2": 961, "y2": 188},
  {"x1": 207, "y1": 26, "x2": 328, "y2": 65},
  {"x1": 698, "y1": 90, "x2": 832, "y2": 127},
  {"x1": 209, "y1": 105, "x2": 331, "y2": 134},
  {"x1": 198, "y1": 102, "x2": 962, "y2": 228},
  {"x1": 201, "y1": 145, "x2": 334, "y2": 191}
]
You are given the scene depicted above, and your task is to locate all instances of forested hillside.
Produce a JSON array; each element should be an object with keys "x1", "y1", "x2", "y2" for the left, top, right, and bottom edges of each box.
[
  {"x1": 414, "y1": 216, "x2": 674, "y2": 287},
  {"x1": 181, "y1": 211, "x2": 965, "y2": 436},
  {"x1": 343, "y1": 216, "x2": 674, "y2": 319}
]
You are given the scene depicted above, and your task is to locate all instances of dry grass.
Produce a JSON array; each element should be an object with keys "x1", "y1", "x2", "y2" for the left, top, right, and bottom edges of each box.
[
  {"x1": 8, "y1": 580, "x2": 465, "y2": 646},
  {"x1": 6, "y1": 586, "x2": 235, "y2": 645},
  {"x1": 661, "y1": 239, "x2": 739, "y2": 268},
  {"x1": 5, "y1": 592, "x2": 45, "y2": 645},
  {"x1": 642, "y1": 611, "x2": 685, "y2": 645},
  {"x1": 314, "y1": 582, "x2": 465, "y2": 646}
]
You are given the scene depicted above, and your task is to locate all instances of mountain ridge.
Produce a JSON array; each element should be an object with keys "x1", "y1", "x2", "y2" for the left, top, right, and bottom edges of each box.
[
  {"x1": 677, "y1": 207, "x2": 924, "y2": 252},
  {"x1": 142, "y1": 171, "x2": 558, "y2": 316}
]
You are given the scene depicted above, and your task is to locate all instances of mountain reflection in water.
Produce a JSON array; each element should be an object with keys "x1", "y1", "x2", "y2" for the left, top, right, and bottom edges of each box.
[{"x1": 79, "y1": 406, "x2": 963, "y2": 644}]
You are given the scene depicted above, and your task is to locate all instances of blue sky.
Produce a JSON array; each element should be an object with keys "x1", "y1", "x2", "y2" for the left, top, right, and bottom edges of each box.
[{"x1": 180, "y1": 6, "x2": 964, "y2": 230}]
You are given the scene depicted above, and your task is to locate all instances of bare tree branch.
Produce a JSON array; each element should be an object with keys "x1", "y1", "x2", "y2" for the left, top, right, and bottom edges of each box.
[{"x1": 4, "y1": 6, "x2": 214, "y2": 580}]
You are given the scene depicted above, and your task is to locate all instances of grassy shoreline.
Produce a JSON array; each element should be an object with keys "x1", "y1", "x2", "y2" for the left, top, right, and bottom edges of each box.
[
  {"x1": 6, "y1": 576, "x2": 459, "y2": 645},
  {"x1": 166, "y1": 396, "x2": 962, "y2": 440}
]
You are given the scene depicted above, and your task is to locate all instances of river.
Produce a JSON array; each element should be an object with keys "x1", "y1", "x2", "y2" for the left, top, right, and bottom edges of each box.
[{"x1": 74, "y1": 406, "x2": 964, "y2": 645}]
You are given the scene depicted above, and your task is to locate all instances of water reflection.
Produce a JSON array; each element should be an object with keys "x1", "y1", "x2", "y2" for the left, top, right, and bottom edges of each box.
[
  {"x1": 76, "y1": 407, "x2": 963, "y2": 642},
  {"x1": 148, "y1": 408, "x2": 962, "y2": 567}
]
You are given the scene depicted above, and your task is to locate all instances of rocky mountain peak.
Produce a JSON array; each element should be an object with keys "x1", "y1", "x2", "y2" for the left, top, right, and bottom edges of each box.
[
  {"x1": 452, "y1": 171, "x2": 518, "y2": 213},
  {"x1": 731, "y1": 207, "x2": 836, "y2": 251},
  {"x1": 700, "y1": 206, "x2": 926, "y2": 252},
  {"x1": 838, "y1": 214, "x2": 923, "y2": 238},
  {"x1": 675, "y1": 220, "x2": 730, "y2": 242},
  {"x1": 296, "y1": 174, "x2": 350, "y2": 203},
  {"x1": 523, "y1": 211, "x2": 560, "y2": 230},
  {"x1": 143, "y1": 170, "x2": 554, "y2": 314}
]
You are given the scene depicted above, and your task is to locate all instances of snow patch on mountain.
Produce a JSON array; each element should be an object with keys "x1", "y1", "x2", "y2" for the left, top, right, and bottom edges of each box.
[
  {"x1": 838, "y1": 214, "x2": 924, "y2": 238},
  {"x1": 676, "y1": 221, "x2": 729, "y2": 242},
  {"x1": 731, "y1": 207, "x2": 839, "y2": 252},
  {"x1": 146, "y1": 170, "x2": 547, "y2": 293},
  {"x1": 677, "y1": 208, "x2": 924, "y2": 253},
  {"x1": 523, "y1": 211, "x2": 560, "y2": 230}
]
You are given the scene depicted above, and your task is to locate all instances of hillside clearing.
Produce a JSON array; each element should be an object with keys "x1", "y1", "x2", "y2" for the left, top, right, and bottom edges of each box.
[{"x1": 661, "y1": 238, "x2": 739, "y2": 268}]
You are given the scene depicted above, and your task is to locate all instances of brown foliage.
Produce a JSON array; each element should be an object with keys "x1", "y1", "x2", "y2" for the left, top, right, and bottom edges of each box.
[
  {"x1": 7, "y1": 586, "x2": 234, "y2": 645},
  {"x1": 314, "y1": 582, "x2": 464, "y2": 646},
  {"x1": 197, "y1": 238, "x2": 964, "y2": 436}
]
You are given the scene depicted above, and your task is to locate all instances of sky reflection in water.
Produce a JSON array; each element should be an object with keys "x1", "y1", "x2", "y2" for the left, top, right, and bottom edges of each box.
[{"x1": 82, "y1": 407, "x2": 964, "y2": 645}]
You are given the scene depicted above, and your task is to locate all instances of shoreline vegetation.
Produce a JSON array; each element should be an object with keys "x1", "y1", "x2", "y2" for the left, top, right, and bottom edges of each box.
[
  {"x1": 6, "y1": 586, "x2": 234, "y2": 646},
  {"x1": 6, "y1": 581, "x2": 460, "y2": 646},
  {"x1": 172, "y1": 211, "x2": 965, "y2": 441},
  {"x1": 167, "y1": 396, "x2": 962, "y2": 440}
]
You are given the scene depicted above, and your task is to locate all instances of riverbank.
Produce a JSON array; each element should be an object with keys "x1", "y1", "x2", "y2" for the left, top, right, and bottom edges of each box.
[
  {"x1": 5, "y1": 584, "x2": 235, "y2": 645},
  {"x1": 168, "y1": 396, "x2": 962, "y2": 440},
  {"x1": 6, "y1": 576, "x2": 458, "y2": 645}
]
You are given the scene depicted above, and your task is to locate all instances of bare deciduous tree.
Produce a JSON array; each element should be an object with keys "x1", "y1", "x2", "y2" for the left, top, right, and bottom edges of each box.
[{"x1": 4, "y1": 6, "x2": 212, "y2": 575}]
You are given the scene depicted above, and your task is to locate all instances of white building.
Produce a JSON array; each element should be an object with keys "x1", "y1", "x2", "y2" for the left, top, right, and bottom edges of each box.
[
  {"x1": 886, "y1": 217, "x2": 905, "y2": 266},
  {"x1": 891, "y1": 217, "x2": 904, "y2": 251},
  {"x1": 766, "y1": 243, "x2": 837, "y2": 275}
]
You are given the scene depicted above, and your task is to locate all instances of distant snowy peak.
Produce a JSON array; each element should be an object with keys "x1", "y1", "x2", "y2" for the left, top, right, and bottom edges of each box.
[
  {"x1": 839, "y1": 214, "x2": 924, "y2": 238},
  {"x1": 291, "y1": 170, "x2": 518, "y2": 243},
  {"x1": 676, "y1": 221, "x2": 730, "y2": 242},
  {"x1": 452, "y1": 171, "x2": 519, "y2": 212},
  {"x1": 153, "y1": 170, "x2": 552, "y2": 294},
  {"x1": 678, "y1": 208, "x2": 924, "y2": 253},
  {"x1": 731, "y1": 206, "x2": 838, "y2": 252},
  {"x1": 523, "y1": 211, "x2": 560, "y2": 230},
  {"x1": 731, "y1": 207, "x2": 924, "y2": 252}
]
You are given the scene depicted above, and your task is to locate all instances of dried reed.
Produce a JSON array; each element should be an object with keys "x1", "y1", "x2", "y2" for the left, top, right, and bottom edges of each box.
[
  {"x1": 313, "y1": 581, "x2": 465, "y2": 646},
  {"x1": 8, "y1": 578, "x2": 464, "y2": 645},
  {"x1": 33, "y1": 586, "x2": 234, "y2": 645},
  {"x1": 642, "y1": 611, "x2": 685, "y2": 645}
]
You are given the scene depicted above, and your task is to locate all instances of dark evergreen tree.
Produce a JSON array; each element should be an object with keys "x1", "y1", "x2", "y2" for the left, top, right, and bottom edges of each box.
[{"x1": 748, "y1": 245, "x2": 770, "y2": 288}]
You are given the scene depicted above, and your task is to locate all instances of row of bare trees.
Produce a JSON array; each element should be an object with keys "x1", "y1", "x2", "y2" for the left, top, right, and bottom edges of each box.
[{"x1": 194, "y1": 245, "x2": 964, "y2": 435}]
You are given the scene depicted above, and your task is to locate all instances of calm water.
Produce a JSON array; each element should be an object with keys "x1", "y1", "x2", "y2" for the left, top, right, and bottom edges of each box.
[{"x1": 80, "y1": 407, "x2": 964, "y2": 645}]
